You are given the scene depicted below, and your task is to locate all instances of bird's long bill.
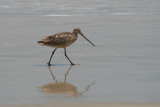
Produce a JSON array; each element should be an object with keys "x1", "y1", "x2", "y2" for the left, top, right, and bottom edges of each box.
[{"x1": 80, "y1": 33, "x2": 95, "y2": 46}]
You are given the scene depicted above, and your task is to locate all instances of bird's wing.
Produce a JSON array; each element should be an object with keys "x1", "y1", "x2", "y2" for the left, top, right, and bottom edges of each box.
[{"x1": 43, "y1": 32, "x2": 75, "y2": 45}]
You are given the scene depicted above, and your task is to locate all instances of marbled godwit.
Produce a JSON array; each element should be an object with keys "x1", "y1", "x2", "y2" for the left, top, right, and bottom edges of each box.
[{"x1": 38, "y1": 28, "x2": 95, "y2": 66}]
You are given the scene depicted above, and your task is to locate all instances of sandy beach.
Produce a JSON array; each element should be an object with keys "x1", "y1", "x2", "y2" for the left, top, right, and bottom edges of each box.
[
  {"x1": 0, "y1": 0, "x2": 160, "y2": 106},
  {"x1": 1, "y1": 102, "x2": 160, "y2": 107}
]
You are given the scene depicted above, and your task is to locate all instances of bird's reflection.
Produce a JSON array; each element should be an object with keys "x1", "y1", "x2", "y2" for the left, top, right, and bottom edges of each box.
[{"x1": 40, "y1": 65, "x2": 94, "y2": 96}]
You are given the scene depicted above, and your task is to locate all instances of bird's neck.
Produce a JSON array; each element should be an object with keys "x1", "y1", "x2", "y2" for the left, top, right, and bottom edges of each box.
[{"x1": 73, "y1": 32, "x2": 78, "y2": 38}]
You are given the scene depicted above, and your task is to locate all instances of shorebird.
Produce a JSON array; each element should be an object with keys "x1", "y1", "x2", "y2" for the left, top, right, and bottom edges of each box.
[{"x1": 38, "y1": 28, "x2": 95, "y2": 66}]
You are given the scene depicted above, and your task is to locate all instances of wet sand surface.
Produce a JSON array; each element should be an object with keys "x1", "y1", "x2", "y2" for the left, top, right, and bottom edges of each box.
[
  {"x1": 1, "y1": 102, "x2": 160, "y2": 107},
  {"x1": 0, "y1": 0, "x2": 160, "y2": 105}
]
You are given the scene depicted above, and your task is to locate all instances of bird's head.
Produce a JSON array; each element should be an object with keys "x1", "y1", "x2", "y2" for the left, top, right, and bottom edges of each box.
[
  {"x1": 73, "y1": 28, "x2": 81, "y2": 35},
  {"x1": 73, "y1": 28, "x2": 95, "y2": 46}
]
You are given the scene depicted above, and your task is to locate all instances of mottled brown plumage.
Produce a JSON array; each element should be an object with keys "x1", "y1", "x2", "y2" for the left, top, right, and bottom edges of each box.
[
  {"x1": 38, "y1": 32, "x2": 77, "y2": 48},
  {"x1": 38, "y1": 28, "x2": 95, "y2": 66}
]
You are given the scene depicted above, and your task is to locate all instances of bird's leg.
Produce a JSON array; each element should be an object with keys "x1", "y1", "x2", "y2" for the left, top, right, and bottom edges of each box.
[
  {"x1": 64, "y1": 48, "x2": 75, "y2": 65},
  {"x1": 47, "y1": 48, "x2": 57, "y2": 66}
]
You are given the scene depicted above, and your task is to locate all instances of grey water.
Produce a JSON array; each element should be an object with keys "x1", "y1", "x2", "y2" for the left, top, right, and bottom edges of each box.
[{"x1": 0, "y1": 0, "x2": 160, "y2": 105}]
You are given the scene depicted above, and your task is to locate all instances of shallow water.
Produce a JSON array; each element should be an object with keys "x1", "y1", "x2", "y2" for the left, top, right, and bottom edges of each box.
[{"x1": 0, "y1": 0, "x2": 160, "y2": 105}]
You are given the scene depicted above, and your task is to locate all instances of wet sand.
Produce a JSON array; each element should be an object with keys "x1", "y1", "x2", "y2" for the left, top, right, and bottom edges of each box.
[
  {"x1": 1, "y1": 14, "x2": 160, "y2": 104},
  {"x1": 1, "y1": 0, "x2": 160, "y2": 105},
  {"x1": 1, "y1": 102, "x2": 160, "y2": 107}
]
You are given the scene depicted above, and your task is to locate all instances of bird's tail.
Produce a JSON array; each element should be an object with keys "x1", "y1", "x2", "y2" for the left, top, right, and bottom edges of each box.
[
  {"x1": 37, "y1": 40, "x2": 46, "y2": 46},
  {"x1": 37, "y1": 41, "x2": 44, "y2": 43}
]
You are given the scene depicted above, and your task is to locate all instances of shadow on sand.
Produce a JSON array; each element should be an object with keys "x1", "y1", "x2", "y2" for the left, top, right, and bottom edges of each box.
[{"x1": 40, "y1": 65, "x2": 95, "y2": 96}]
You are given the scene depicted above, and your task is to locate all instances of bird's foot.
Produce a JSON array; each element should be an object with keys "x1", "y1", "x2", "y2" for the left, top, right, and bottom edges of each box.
[
  {"x1": 47, "y1": 62, "x2": 51, "y2": 66},
  {"x1": 71, "y1": 63, "x2": 75, "y2": 65}
]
